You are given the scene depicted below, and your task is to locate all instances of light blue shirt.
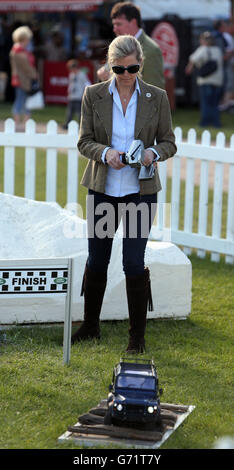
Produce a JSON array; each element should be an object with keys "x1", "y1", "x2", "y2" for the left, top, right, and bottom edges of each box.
[{"x1": 102, "y1": 77, "x2": 160, "y2": 197}]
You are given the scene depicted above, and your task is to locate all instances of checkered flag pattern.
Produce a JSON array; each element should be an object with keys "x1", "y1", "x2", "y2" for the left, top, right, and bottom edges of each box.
[{"x1": 0, "y1": 268, "x2": 68, "y2": 295}]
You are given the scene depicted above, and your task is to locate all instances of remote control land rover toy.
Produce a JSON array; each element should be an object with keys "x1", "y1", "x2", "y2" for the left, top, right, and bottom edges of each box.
[{"x1": 104, "y1": 358, "x2": 162, "y2": 427}]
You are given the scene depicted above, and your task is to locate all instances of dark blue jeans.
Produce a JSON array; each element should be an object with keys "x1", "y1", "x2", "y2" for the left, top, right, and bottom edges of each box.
[
  {"x1": 64, "y1": 99, "x2": 81, "y2": 126},
  {"x1": 199, "y1": 84, "x2": 222, "y2": 128},
  {"x1": 12, "y1": 87, "x2": 30, "y2": 115},
  {"x1": 87, "y1": 190, "x2": 157, "y2": 276}
]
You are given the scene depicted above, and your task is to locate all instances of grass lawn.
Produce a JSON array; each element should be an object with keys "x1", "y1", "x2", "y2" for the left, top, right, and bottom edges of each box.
[
  {"x1": 0, "y1": 102, "x2": 233, "y2": 450},
  {"x1": 0, "y1": 102, "x2": 234, "y2": 141},
  {"x1": 0, "y1": 255, "x2": 233, "y2": 450},
  {"x1": 0, "y1": 147, "x2": 229, "y2": 237},
  {"x1": 171, "y1": 106, "x2": 234, "y2": 142}
]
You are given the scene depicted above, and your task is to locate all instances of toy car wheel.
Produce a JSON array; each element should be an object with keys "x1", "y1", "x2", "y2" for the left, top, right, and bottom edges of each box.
[
  {"x1": 104, "y1": 409, "x2": 112, "y2": 425},
  {"x1": 155, "y1": 414, "x2": 162, "y2": 426},
  {"x1": 144, "y1": 422, "x2": 155, "y2": 430}
]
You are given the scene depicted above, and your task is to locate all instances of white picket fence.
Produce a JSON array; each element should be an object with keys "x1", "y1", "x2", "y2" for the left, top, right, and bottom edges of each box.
[
  {"x1": 156, "y1": 127, "x2": 234, "y2": 264},
  {"x1": 0, "y1": 118, "x2": 233, "y2": 264}
]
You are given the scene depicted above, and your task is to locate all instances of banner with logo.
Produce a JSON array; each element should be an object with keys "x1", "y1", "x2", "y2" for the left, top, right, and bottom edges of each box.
[{"x1": 43, "y1": 60, "x2": 94, "y2": 104}]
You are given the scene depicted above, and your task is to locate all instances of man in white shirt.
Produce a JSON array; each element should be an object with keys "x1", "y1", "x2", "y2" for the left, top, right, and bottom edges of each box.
[{"x1": 185, "y1": 31, "x2": 223, "y2": 127}]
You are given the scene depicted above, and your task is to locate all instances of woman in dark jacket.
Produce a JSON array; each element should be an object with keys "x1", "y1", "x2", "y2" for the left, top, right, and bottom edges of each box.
[{"x1": 72, "y1": 35, "x2": 176, "y2": 353}]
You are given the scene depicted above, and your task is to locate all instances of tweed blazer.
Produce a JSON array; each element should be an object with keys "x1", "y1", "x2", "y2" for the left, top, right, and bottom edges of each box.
[
  {"x1": 138, "y1": 30, "x2": 165, "y2": 89},
  {"x1": 78, "y1": 78, "x2": 177, "y2": 195}
]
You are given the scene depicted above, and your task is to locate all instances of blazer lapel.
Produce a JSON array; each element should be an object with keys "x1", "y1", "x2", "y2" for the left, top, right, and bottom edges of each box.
[
  {"x1": 93, "y1": 83, "x2": 113, "y2": 145},
  {"x1": 134, "y1": 79, "x2": 157, "y2": 138},
  {"x1": 91, "y1": 79, "x2": 157, "y2": 143}
]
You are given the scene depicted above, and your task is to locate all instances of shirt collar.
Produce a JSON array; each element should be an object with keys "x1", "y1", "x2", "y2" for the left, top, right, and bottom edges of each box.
[
  {"x1": 135, "y1": 28, "x2": 143, "y2": 39},
  {"x1": 108, "y1": 76, "x2": 141, "y2": 96}
]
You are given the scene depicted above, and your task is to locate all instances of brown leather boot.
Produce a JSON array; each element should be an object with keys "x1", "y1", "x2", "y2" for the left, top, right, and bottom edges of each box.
[
  {"x1": 71, "y1": 263, "x2": 107, "y2": 344},
  {"x1": 125, "y1": 267, "x2": 153, "y2": 354}
]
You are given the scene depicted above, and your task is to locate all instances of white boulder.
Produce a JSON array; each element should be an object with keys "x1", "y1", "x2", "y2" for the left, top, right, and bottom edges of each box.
[{"x1": 0, "y1": 193, "x2": 191, "y2": 324}]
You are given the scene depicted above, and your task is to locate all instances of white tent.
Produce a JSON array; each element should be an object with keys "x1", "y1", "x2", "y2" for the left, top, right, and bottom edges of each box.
[{"x1": 135, "y1": 0, "x2": 230, "y2": 19}]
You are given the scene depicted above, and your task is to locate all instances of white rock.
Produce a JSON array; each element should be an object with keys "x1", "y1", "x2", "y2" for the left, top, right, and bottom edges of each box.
[{"x1": 0, "y1": 193, "x2": 191, "y2": 324}]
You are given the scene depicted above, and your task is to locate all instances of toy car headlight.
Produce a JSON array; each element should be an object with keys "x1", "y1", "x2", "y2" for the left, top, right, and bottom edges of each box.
[
  {"x1": 147, "y1": 406, "x2": 154, "y2": 414},
  {"x1": 117, "y1": 404, "x2": 123, "y2": 411}
]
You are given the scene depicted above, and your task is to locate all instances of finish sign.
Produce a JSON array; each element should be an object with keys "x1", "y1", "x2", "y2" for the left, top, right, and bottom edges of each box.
[{"x1": 0, "y1": 267, "x2": 68, "y2": 296}]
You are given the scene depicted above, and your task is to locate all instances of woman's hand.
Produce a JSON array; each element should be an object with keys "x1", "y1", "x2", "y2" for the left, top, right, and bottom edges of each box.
[
  {"x1": 106, "y1": 149, "x2": 125, "y2": 169},
  {"x1": 143, "y1": 149, "x2": 155, "y2": 166}
]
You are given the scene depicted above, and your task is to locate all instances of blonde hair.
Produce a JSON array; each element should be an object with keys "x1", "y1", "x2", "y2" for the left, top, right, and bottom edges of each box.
[
  {"x1": 107, "y1": 35, "x2": 144, "y2": 73},
  {"x1": 200, "y1": 31, "x2": 215, "y2": 46},
  {"x1": 12, "y1": 26, "x2": 32, "y2": 43}
]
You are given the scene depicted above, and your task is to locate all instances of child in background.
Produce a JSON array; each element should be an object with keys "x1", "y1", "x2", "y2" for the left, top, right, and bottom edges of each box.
[{"x1": 63, "y1": 59, "x2": 91, "y2": 129}]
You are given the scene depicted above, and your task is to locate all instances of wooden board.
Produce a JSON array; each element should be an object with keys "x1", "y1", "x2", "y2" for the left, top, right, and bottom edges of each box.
[{"x1": 58, "y1": 399, "x2": 195, "y2": 449}]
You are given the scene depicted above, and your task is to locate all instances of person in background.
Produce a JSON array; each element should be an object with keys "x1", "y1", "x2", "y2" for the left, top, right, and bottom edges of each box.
[
  {"x1": 218, "y1": 19, "x2": 234, "y2": 111},
  {"x1": 97, "y1": 1, "x2": 165, "y2": 89},
  {"x1": 9, "y1": 25, "x2": 37, "y2": 127},
  {"x1": 62, "y1": 59, "x2": 91, "y2": 129},
  {"x1": 45, "y1": 28, "x2": 67, "y2": 62},
  {"x1": 213, "y1": 20, "x2": 228, "y2": 55},
  {"x1": 213, "y1": 19, "x2": 234, "y2": 110},
  {"x1": 185, "y1": 31, "x2": 223, "y2": 128},
  {"x1": 71, "y1": 35, "x2": 176, "y2": 354}
]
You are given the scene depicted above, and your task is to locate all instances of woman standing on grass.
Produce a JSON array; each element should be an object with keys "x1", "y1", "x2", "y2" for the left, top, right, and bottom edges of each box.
[
  {"x1": 72, "y1": 35, "x2": 176, "y2": 353},
  {"x1": 10, "y1": 26, "x2": 37, "y2": 127}
]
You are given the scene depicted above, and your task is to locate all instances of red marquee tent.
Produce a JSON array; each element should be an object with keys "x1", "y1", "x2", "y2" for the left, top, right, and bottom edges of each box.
[{"x1": 0, "y1": 0, "x2": 102, "y2": 12}]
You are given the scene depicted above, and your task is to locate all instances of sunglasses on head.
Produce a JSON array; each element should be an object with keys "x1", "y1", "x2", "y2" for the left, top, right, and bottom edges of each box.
[{"x1": 112, "y1": 64, "x2": 140, "y2": 75}]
